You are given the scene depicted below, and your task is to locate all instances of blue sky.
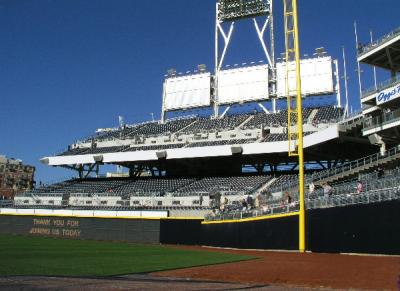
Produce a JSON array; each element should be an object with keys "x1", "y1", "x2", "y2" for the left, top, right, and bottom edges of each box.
[{"x1": 0, "y1": 0, "x2": 398, "y2": 183}]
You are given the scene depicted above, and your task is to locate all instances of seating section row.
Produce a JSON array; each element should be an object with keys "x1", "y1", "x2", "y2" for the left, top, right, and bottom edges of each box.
[
  {"x1": 25, "y1": 175, "x2": 272, "y2": 197},
  {"x1": 75, "y1": 105, "x2": 340, "y2": 141}
]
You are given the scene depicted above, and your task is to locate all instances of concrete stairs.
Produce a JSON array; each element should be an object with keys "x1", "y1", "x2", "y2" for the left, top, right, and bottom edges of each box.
[
  {"x1": 238, "y1": 115, "x2": 255, "y2": 128},
  {"x1": 307, "y1": 109, "x2": 319, "y2": 124},
  {"x1": 254, "y1": 177, "x2": 277, "y2": 193}
]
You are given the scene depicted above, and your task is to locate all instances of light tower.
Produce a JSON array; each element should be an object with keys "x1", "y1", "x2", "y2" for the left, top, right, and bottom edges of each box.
[{"x1": 214, "y1": 0, "x2": 276, "y2": 117}]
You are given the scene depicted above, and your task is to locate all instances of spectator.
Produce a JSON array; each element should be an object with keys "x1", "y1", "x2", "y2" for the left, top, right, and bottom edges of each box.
[
  {"x1": 246, "y1": 195, "x2": 253, "y2": 210},
  {"x1": 322, "y1": 183, "x2": 333, "y2": 197},
  {"x1": 214, "y1": 192, "x2": 221, "y2": 209},
  {"x1": 199, "y1": 194, "x2": 203, "y2": 206},
  {"x1": 377, "y1": 167, "x2": 384, "y2": 179},
  {"x1": 241, "y1": 198, "x2": 248, "y2": 211},
  {"x1": 308, "y1": 182, "x2": 315, "y2": 195},
  {"x1": 219, "y1": 194, "x2": 228, "y2": 212},
  {"x1": 284, "y1": 192, "x2": 292, "y2": 204},
  {"x1": 210, "y1": 209, "x2": 216, "y2": 218},
  {"x1": 356, "y1": 181, "x2": 363, "y2": 194},
  {"x1": 255, "y1": 192, "x2": 261, "y2": 209}
]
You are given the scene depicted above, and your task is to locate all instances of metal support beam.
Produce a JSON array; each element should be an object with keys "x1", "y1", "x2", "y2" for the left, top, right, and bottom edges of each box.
[
  {"x1": 220, "y1": 106, "x2": 231, "y2": 118},
  {"x1": 386, "y1": 47, "x2": 394, "y2": 70},
  {"x1": 214, "y1": 1, "x2": 273, "y2": 118},
  {"x1": 334, "y1": 59, "x2": 342, "y2": 108},
  {"x1": 258, "y1": 103, "x2": 270, "y2": 114},
  {"x1": 161, "y1": 80, "x2": 167, "y2": 123},
  {"x1": 253, "y1": 17, "x2": 273, "y2": 67}
]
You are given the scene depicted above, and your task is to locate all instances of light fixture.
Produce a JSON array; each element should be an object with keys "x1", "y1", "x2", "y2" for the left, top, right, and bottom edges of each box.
[
  {"x1": 167, "y1": 68, "x2": 176, "y2": 77},
  {"x1": 217, "y1": 0, "x2": 270, "y2": 22},
  {"x1": 197, "y1": 64, "x2": 207, "y2": 73}
]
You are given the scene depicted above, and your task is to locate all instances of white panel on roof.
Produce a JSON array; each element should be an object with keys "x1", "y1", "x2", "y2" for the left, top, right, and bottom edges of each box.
[
  {"x1": 217, "y1": 64, "x2": 269, "y2": 104},
  {"x1": 276, "y1": 56, "x2": 334, "y2": 97},
  {"x1": 164, "y1": 73, "x2": 211, "y2": 111},
  {"x1": 47, "y1": 154, "x2": 96, "y2": 166}
]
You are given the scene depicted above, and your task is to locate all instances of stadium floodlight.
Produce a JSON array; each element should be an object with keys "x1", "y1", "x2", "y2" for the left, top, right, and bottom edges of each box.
[
  {"x1": 217, "y1": 0, "x2": 270, "y2": 22},
  {"x1": 314, "y1": 47, "x2": 327, "y2": 58},
  {"x1": 167, "y1": 68, "x2": 177, "y2": 77},
  {"x1": 198, "y1": 64, "x2": 207, "y2": 73}
]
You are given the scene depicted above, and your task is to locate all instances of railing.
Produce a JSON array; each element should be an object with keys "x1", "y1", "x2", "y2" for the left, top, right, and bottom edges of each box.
[
  {"x1": 0, "y1": 200, "x2": 13, "y2": 207},
  {"x1": 306, "y1": 187, "x2": 400, "y2": 210},
  {"x1": 339, "y1": 113, "x2": 363, "y2": 126},
  {"x1": 358, "y1": 26, "x2": 400, "y2": 56},
  {"x1": 268, "y1": 177, "x2": 300, "y2": 195},
  {"x1": 205, "y1": 202, "x2": 300, "y2": 221},
  {"x1": 311, "y1": 146, "x2": 400, "y2": 183},
  {"x1": 363, "y1": 108, "x2": 400, "y2": 131},
  {"x1": 205, "y1": 184, "x2": 400, "y2": 222},
  {"x1": 362, "y1": 75, "x2": 400, "y2": 98},
  {"x1": 309, "y1": 171, "x2": 400, "y2": 199}
]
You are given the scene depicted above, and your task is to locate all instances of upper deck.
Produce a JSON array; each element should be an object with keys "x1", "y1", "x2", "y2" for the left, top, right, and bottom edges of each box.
[{"x1": 357, "y1": 26, "x2": 400, "y2": 72}]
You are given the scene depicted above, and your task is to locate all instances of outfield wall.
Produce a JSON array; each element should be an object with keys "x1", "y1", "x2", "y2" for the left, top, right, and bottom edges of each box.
[
  {"x1": 0, "y1": 215, "x2": 160, "y2": 243},
  {"x1": 201, "y1": 213, "x2": 299, "y2": 250},
  {"x1": 0, "y1": 214, "x2": 203, "y2": 245},
  {"x1": 1, "y1": 199, "x2": 399, "y2": 254},
  {"x1": 201, "y1": 200, "x2": 400, "y2": 255},
  {"x1": 307, "y1": 199, "x2": 400, "y2": 255}
]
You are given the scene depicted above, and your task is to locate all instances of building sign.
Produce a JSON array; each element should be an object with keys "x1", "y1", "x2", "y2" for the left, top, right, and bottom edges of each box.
[{"x1": 376, "y1": 83, "x2": 400, "y2": 105}]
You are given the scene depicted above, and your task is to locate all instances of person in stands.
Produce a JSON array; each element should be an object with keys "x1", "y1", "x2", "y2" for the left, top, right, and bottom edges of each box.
[
  {"x1": 308, "y1": 182, "x2": 315, "y2": 196},
  {"x1": 377, "y1": 167, "x2": 384, "y2": 179},
  {"x1": 255, "y1": 192, "x2": 261, "y2": 209},
  {"x1": 287, "y1": 193, "x2": 292, "y2": 204},
  {"x1": 356, "y1": 181, "x2": 363, "y2": 194},
  {"x1": 246, "y1": 194, "x2": 253, "y2": 210},
  {"x1": 323, "y1": 183, "x2": 333, "y2": 197},
  {"x1": 241, "y1": 198, "x2": 248, "y2": 211}
]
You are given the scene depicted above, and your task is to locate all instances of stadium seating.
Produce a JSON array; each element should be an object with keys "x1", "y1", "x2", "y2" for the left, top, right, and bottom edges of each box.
[
  {"x1": 243, "y1": 108, "x2": 315, "y2": 128},
  {"x1": 175, "y1": 175, "x2": 271, "y2": 195},
  {"x1": 312, "y1": 106, "x2": 343, "y2": 124},
  {"x1": 56, "y1": 105, "x2": 344, "y2": 157},
  {"x1": 187, "y1": 138, "x2": 257, "y2": 147},
  {"x1": 126, "y1": 118, "x2": 196, "y2": 137},
  {"x1": 180, "y1": 114, "x2": 249, "y2": 134}
]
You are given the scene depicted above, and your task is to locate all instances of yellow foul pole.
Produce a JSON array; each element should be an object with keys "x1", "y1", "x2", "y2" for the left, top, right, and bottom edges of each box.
[
  {"x1": 293, "y1": 0, "x2": 305, "y2": 253},
  {"x1": 283, "y1": 0, "x2": 305, "y2": 252}
]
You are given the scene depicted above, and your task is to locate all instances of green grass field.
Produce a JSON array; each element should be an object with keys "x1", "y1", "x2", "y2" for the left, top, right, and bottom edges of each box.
[{"x1": 0, "y1": 235, "x2": 255, "y2": 276}]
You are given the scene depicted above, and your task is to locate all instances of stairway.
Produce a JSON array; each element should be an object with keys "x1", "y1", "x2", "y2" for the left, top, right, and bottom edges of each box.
[
  {"x1": 307, "y1": 109, "x2": 319, "y2": 124},
  {"x1": 254, "y1": 177, "x2": 277, "y2": 193}
]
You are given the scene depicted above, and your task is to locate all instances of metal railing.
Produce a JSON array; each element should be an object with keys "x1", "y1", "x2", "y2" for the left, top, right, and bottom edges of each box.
[
  {"x1": 205, "y1": 184, "x2": 400, "y2": 222},
  {"x1": 362, "y1": 75, "x2": 400, "y2": 98},
  {"x1": 0, "y1": 200, "x2": 13, "y2": 207},
  {"x1": 363, "y1": 108, "x2": 400, "y2": 131},
  {"x1": 205, "y1": 202, "x2": 300, "y2": 221},
  {"x1": 306, "y1": 187, "x2": 400, "y2": 210},
  {"x1": 309, "y1": 170, "x2": 400, "y2": 198},
  {"x1": 358, "y1": 26, "x2": 400, "y2": 56},
  {"x1": 269, "y1": 146, "x2": 400, "y2": 195},
  {"x1": 311, "y1": 146, "x2": 400, "y2": 183}
]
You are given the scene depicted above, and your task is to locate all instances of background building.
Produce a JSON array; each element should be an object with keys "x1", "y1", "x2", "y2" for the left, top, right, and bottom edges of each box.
[{"x1": 0, "y1": 156, "x2": 35, "y2": 199}]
